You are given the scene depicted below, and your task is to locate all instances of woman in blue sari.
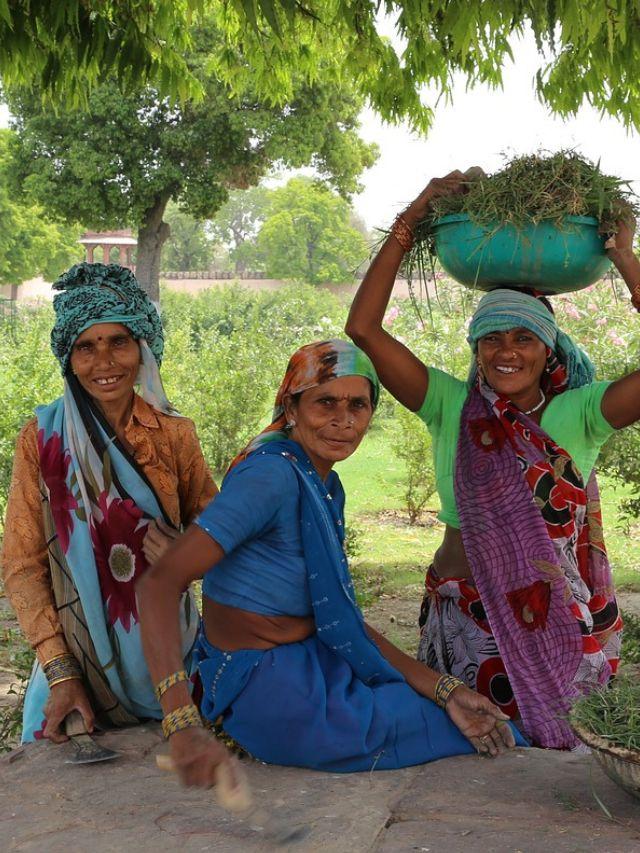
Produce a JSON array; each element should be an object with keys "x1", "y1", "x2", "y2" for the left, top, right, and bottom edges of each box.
[
  {"x1": 2, "y1": 263, "x2": 217, "y2": 742},
  {"x1": 138, "y1": 340, "x2": 522, "y2": 786}
]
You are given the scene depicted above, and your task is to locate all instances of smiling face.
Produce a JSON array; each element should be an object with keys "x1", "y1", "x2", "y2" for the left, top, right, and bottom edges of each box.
[
  {"x1": 284, "y1": 375, "x2": 374, "y2": 479},
  {"x1": 69, "y1": 322, "x2": 140, "y2": 411},
  {"x1": 476, "y1": 327, "x2": 547, "y2": 406}
]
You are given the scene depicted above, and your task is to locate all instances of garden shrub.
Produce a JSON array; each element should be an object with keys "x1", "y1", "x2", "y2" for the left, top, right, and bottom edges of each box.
[
  {"x1": 0, "y1": 304, "x2": 61, "y2": 531},
  {"x1": 162, "y1": 324, "x2": 276, "y2": 474},
  {"x1": 389, "y1": 404, "x2": 436, "y2": 524},
  {"x1": 2, "y1": 279, "x2": 640, "y2": 533}
]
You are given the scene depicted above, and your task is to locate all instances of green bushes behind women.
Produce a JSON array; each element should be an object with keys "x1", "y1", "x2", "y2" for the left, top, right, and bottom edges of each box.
[
  {"x1": 0, "y1": 283, "x2": 346, "y2": 531},
  {"x1": 1, "y1": 279, "x2": 639, "y2": 534}
]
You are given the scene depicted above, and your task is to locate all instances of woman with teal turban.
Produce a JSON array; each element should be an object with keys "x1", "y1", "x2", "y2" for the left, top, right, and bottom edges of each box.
[
  {"x1": 347, "y1": 172, "x2": 640, "y2": 750},
  {"x1": 1, "y1": 263, "x2": 217, "y2": 744}
]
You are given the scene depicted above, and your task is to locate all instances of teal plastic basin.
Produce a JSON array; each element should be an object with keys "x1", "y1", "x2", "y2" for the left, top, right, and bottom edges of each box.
[{"x1": 432, "y1": 214, "x2": 611, "y2": 294}]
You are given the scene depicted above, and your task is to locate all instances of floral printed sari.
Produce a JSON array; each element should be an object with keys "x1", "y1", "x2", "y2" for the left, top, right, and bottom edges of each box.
[{"x1": 22, "y1": 343, "x2": 198, "y2": 741}]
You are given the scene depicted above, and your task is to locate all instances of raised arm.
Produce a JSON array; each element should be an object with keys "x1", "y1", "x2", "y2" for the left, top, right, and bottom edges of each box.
[
  {"x1": 345, "y1": 171, "x2": 469, "y2": 411},
  {"x1": 601, "y1": 217, "x2": 640, "y2": 429}
]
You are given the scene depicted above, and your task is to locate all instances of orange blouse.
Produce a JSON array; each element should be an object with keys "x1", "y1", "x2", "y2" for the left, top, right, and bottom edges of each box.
[{"x1": 1, "y1": 394, "x2": 218, "y2": 664}]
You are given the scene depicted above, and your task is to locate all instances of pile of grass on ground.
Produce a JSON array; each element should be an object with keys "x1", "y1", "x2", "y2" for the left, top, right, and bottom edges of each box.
[{"x1": 571, "y1": 675, "x2": 640, "y2": 751}]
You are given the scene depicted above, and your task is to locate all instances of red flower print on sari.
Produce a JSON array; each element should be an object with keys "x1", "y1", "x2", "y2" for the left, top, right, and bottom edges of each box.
[
  {"x1": 33, "y1": 718, "x2": 47, "y2": 740},
  {"x1": 468, "y1": 417, "x2": 506, "y2": 453},
  {"x1": 506, "y1": 580, "x2": 552, "y2": 631},
  {"x1": 37, "y1": 429, "x2": 78, "y2": 553},
  {"x1": 90, "y1": 491, "x2": 149, "y2": 631}
]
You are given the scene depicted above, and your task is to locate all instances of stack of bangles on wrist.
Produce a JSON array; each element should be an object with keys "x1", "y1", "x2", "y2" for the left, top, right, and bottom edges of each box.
[
  {"x1": 42, "y1": 653, "x2": 83, "y2": 688},
  {"x1": 391, "y1": 213, "x2": 415, "y2": 252},
  {"x1": 434, "y1": 674, "x2": 464, "y2": 708},
  {"x1": 161, "y1": 704, "x2": 203, "y2": 739},
  {"x1": 631, "y1": 282, "x2": 640, "y2": 312}
]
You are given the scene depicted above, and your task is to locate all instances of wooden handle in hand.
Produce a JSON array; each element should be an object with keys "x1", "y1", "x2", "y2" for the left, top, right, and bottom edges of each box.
[
  {"x1": 155, "y1": 754, "x2": 253, "y2": 812},
  {"x1": 65, "y1": 709, "x2": 88, "y2": 737}
]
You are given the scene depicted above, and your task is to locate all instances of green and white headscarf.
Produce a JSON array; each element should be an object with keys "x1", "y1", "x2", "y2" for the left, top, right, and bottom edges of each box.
[{"x1": 467, "y1": 289, "x2": 595, "y2": 389}]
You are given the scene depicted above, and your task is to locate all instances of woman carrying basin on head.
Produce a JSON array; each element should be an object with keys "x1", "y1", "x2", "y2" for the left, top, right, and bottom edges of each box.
[
  {"x1": 345, "y1": 172, "x2": 640, "y2": 750},
  {"x1": 1, "y1": 262, "x2": 217, "y2": 743},
  {"x1": 137, "y1": 339, "x2": 523, "y2": 788}
]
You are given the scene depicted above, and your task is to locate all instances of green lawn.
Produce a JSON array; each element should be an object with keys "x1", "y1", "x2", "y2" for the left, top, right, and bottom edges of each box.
[{"x1": 335, "y1": 428, "x2": 640, "y2": 602}]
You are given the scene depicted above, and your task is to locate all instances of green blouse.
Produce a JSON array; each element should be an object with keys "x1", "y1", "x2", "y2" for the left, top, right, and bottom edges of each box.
[{"x1": 416, "y1": 367, "x2": 616, "y2": 529}]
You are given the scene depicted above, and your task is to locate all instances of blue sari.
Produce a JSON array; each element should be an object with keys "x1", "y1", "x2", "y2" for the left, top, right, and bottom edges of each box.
[{"x1": 196, "y1": 440, "x2": 525, "y2": 771}]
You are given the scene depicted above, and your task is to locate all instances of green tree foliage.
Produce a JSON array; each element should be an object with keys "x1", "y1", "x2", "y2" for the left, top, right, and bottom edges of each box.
[
  {"x1": 161, "y1": 204, "x2": 216, "y2": 272},
  {"x1": 0, "y1": 130, "x2": 82, "y2": 286},
  {"x1": 390, "y1": 404, "x2": 436, "y2": 524},
  {"x1": 256, "y1": 177, "x2": 368, "y2": 284},
  {"x1": 221, "y1": 1, "x2": 640, "y2": 132},
  {"x1": 7, "y1": 22, "x2": 376, "y2": 300},
  {"x1": 4, "y1": 3, "x2": 640, "y2": 133},
  {"x1": 0, "y1": 1, "x2": 201, "y2": 103}
]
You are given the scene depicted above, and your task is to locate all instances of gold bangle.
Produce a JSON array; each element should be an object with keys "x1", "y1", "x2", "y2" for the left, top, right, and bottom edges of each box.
[
  {"x1": 41, "y1": 652, "x2": 72, "y2": 667},
  {"x1": 154, "y1": 669, "x2": 189, "y2": 701},
  {"x1": 391, "y1": 214, "x2": 415, "y2": 252},
  {"x1": 43, "y1": 653, "x2": 82, "y2": 686},
  {"x1": 434, "y1": 674, "x2": 464, "y2": 708},
  {"x1": 162, "y1": 704, "x2": 203, "y2": 739},
  {"x1": 48, "y1": 674, "x2": 83, "y2": 689}
]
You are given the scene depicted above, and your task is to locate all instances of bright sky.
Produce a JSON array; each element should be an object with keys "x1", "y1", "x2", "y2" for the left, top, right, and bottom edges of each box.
[
  {"x1": 354, "y1": 31, "x2": 640, "y2": 230},
  {"x1": 2, "y1": 28, "x2": 639, "y2": 233}
]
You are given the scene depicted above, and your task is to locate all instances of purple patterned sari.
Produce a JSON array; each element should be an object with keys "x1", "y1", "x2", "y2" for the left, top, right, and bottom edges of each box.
[{"x1": 455, "y1": 383, "x2": 620, "y2": 749}]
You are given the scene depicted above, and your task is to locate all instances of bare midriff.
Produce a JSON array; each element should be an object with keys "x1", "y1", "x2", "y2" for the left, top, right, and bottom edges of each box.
[
  {"x1": 432, "y1": 524, "x2": 473, "y2": 579},
  {"x1": 202, "y1": 596, "x2": 316, "y2": 651}
]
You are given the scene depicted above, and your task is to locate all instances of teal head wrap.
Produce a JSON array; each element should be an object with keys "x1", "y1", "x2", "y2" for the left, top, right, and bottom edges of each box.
[
  {"x1": 467, "y1": 289, "x2": 595, "y2": 389},
  {"x1": 51, "y1": 263, "x2": 163, "y2": 375}
]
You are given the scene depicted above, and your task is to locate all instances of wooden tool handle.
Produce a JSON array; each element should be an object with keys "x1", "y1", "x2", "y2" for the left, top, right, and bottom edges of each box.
[
  {"x1": 156, "y1": 753, "x2": 253, "y2": 813},
  {"x1": 65, "y1": 709, "x2": 88, "y2": 737}
]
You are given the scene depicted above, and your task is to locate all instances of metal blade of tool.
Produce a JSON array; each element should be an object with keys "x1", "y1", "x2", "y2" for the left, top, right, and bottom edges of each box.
[{"x1": 64, "y1": 710, "x2": 119, "y2": 764}]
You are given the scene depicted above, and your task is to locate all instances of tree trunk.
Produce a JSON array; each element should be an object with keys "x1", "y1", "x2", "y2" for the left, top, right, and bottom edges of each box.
[{"x1": 135, "y1": 196, "x2": 170, "y2": 302}]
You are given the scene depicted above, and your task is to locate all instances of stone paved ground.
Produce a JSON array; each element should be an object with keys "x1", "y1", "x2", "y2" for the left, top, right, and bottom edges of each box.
[{"x1": 1, "y1": 725, "x2": 639, "y2": 853}]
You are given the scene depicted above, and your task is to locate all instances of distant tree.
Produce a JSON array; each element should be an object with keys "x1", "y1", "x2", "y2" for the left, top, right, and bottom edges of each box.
[
  {"x1": 257, "y1": 177, "x2": 367, "y2": 284},
  {"x1": 0, "y1": 129, "x2": 82, "y2": 286},
  {"x1": 8, "y1": 22, "x2": 376, "y2": 300},
  {"x1": 210, "y1": 186, "x2": 270, "y2": 274},
  {"x1": 161, "y1": 205, "x2": 216, "y2": 272}
]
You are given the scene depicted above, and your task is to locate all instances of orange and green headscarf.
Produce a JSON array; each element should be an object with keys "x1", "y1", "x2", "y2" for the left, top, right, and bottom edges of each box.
[{"x1": 229, "y1": 339, "x2": 379, "y2": 470}]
